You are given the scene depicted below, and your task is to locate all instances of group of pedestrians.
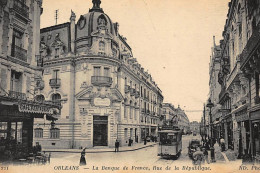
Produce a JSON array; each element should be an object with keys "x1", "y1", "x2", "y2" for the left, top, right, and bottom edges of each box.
[{"x1": 192, "y1": 146, "x2": 209, "y2": 165}]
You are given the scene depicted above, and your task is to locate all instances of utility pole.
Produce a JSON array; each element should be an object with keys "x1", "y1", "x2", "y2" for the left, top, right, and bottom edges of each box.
[
  {"x1": 203, "y1": 103, "x2": 206, "y2": 140},
  {"x1": 55, "y1": 9, "x2": 59, "y2": 25}
]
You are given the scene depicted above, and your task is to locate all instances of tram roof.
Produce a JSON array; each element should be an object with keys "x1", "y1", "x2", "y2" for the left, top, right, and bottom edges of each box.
[{"x1": 158, "y1": 130, "x2": 180, "y2": 133}]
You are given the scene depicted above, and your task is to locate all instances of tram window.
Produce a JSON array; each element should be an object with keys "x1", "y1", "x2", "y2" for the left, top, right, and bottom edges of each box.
[{"x1": 0, "y1": 122, "x2": 7, "y2": 139}]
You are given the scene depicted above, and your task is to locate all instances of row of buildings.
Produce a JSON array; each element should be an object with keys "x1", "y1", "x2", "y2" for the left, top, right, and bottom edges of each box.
[
  {"x1": 0, "y1": 0, "x2": 190, "y2": 154},
  {"x1": 161, "y1": 103, "x2": 190, "y2": 134},
  {"x1": 206, "y1": 0, "x2": 260, "y2": 162}
]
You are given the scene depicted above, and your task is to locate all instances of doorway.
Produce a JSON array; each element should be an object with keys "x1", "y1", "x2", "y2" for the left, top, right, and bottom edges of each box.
[{"x1": 93, "y1": 116, "x2": 108, "y2": 146}]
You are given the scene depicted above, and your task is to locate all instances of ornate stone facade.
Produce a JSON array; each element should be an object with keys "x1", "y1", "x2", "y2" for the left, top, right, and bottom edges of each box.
[{"x1": 34, "y1": 0, "x2": 164, "y2": 148}]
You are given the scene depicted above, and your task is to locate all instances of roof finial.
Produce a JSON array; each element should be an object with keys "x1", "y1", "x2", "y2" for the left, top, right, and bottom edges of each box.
[
  {"x1": 92, "y1": 0, "x2": 101, "y2": 9},
  {"x1": 90, "y1": 0, "x2": 103, "y2": 12}
]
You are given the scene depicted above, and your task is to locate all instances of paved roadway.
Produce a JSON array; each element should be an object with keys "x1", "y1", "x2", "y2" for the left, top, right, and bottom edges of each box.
[{"x1": 49, "y1": 134, "x2": 201, "y2": 168}]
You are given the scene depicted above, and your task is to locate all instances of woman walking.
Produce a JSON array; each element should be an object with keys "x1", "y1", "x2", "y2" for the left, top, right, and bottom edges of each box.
[{"x1": 79, "y1": 148, "x2": 87, "y2": 166}]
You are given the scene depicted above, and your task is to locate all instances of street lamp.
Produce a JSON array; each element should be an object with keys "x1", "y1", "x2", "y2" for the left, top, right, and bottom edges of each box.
[{"x1": 206, "y1": 98, "x2": 215, "y2": 162}]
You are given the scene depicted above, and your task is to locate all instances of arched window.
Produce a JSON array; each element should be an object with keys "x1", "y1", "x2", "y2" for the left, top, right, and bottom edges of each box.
[
  {"x1": 50, "y1": 128, "x2": 60, "y2": 139},
  {"x1": 99, "y1": 41, "x2": 105, "y2": 52},
  {"x1": 35, "y1": 95, "x2": 45, "y2": 102},
  {"x1": 35, "y1": 128, "x2": 43, "y2": 138},
  {"x1": 52, "y1": 93, "x2": 61, "y2": 103}
]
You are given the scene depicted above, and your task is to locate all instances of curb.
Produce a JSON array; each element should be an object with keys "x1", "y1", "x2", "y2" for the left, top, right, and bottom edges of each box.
[
  {"x1": 43, "y1": 143, "x2": 156, "y2": 154},
  {"x1": 220, "y1": 152, "x2": 230, "y2": 162}
]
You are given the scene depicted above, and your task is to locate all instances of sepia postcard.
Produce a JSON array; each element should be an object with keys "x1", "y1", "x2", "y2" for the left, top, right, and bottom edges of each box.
[{"x1": 0, "y1": 0, "x2": 260, "y2": 172}]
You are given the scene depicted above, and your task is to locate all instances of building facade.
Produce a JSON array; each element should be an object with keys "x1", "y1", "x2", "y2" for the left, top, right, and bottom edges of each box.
[
  {"x1": 162, "y1": 103, "x2": 176, "y2": 123},
  {"x1": 0, "y1": 0, "x2": 58, "y2": 160},
  {"x1": 190, "y1": 121, "x2": 200, "y2": 134},
  {"x1": 34, "y1": 0, "x2": 163, "y2": 149},
  {"x1": 208, "y1": 0, "x2": 260, "y2": 162}
]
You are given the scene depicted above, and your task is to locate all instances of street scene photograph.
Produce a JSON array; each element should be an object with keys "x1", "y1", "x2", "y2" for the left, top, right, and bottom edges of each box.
[{"x1": 0, "y1": 0, "x2": 260, "y2": 173}]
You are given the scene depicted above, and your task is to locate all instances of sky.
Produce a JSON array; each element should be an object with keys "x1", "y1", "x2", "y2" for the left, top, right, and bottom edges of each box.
[{"x1": 41, "y1": 0, "x2": 230, "y2": 122}]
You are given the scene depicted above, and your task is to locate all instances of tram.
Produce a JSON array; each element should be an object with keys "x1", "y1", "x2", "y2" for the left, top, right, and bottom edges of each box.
[{"x1": 158, "y1": 125, "x2": 182, "y2": 159}]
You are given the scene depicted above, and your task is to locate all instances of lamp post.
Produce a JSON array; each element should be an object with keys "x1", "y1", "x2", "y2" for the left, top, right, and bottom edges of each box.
[{"x1": 206, "y1": 98, "x2": 215, "y2": 162}]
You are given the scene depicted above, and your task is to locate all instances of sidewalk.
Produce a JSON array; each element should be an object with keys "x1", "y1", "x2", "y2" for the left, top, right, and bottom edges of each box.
[
  {"x1": 214, "y1": 143, "x2": 242, "y2": 164},
  {"x1": 42, "y1": 142, "x2": 157, "y2": 153}
]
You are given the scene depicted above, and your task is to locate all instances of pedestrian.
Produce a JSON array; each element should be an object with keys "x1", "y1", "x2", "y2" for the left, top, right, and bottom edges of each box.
[
  {"x1": 128, "y1": 138, "x2": 131, "y2": 146},
  {"x1": 202, "y1": 147, "x2": 209, "y2": 164},
  {"x1": 144, "y1": 137, "x2": 147, "y2": 145},
  {"x1": 115, "y1": 139, "x2": 119, "y2": 152},
  {"x1": 192, "y1": 147, "x2": 203, "y2": 165},
  {"x1": 79, "y1": 148, "x2": 86, "y2": 166},
  {"x1": 220, "y1": 137, "x2": 225, "y2": 152}
]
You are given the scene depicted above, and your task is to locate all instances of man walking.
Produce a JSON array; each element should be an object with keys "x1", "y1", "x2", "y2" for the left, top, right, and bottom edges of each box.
[{"x1": 115, "y1": 139, "x2": 120, "y2": 152}]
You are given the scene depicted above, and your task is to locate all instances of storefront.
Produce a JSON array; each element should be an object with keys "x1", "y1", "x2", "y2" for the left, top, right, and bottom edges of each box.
[
  {"x1": 250, "y1": 108, "x2": 260, "y2": 163},
  {"x1": 0, "y1": 95, "x2": 58, "y2": 162},
  {"x1": 234, "y1": 108, "x2": 250, "y2": 158}
]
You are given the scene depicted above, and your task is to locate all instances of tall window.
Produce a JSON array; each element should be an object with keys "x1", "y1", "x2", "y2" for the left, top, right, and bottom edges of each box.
[
  {"x1": 12, "y1": 30, "x2": 23, "y2": 48},
  {"x1": 130, "y1": 101, "x2": 133, "y2": 119},
  {"x1": 124, "y1": 128, "x2": 128, "y2": 139},
  {"x1": 35, "y1": 128, "x2": 43, "y2": 138},
  {"x1": 94, "y1": 67, "x2": 101, "y2": 76},
  {"x1": 10, "y1": 70, "x2": 22, "y2": 92},
  {"x1": 50, "y1": 128, "x2": 60, "y2": 139},
  {"x1": 99, "y1": 41, "x2": 105, "y2": 52},
  {"x1": 134, "y1": 103, "x2": 137, "y2": 120},
  {"x1": 255, "y1": 72, "x2": 260, "y2": 103},
  {"x1": 124, "y1": 99, "x2": 127, "y2": 118},
  {"x1": 53, "y1": 70, "x2": 60, "y2": 79},
  {"x1": 104, "y1": 67, "x2": 110, "y2": 77}
]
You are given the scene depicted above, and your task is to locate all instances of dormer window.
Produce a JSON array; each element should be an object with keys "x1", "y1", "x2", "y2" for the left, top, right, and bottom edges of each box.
[
  {"x1": 55, "y1": 48, "x2": 60, "y2": 58},
  {"x1": 99, "y1": 41, "x2": 105, "y2": 52}
]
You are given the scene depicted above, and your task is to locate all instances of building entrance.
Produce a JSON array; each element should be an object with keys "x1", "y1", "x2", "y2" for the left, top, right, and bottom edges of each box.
[{"x1": 93, "y1": 116, "x2": 108, "y2": 146}]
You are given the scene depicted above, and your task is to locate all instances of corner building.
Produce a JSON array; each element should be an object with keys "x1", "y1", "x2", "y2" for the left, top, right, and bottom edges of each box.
[
  {"x1": 0, "y1": 0, "x2": 58, "y2": 160},
  {"x1": 34, "y1": 0, "x2": 163, "y2": 149}
]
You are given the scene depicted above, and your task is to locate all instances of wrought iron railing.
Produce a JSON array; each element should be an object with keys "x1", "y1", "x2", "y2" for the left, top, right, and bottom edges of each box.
[
  {"x1": 13, "y1": 0, "x2": 29, "y2": 18},
  {"x1": 49, "y1": 78, "x2": 61, "y2": 88},
  {"x1": 135, "y1": 91, "x2": 140, "y2": 98},
  {"x1": 91, "y1": 76, "x2": 112, "y2": 87},
  {"x1": 240, "y1": 22, "x2": 260, "y2": 68},
  {"x1": 130, "y1": 88, "x2": 135, "y2": 96},
  {"x1": 8, "y1": 90, "x2": 27, "y2": 100},
  {"x1": 11, "y1": 45, "x2": 27, "y2": 62},
  {"x1": 125, "y1": 85, "x2": 130, "y2": 93}
]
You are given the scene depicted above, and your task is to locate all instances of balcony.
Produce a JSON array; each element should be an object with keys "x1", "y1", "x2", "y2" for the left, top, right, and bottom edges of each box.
[
  {"x1": 13, "y1": 0, "x2": 29, "y2": 18},
  {"x1": 135, "y1": 91, "x2": 140, "y2": 98},
  {"x1": 130, "y1": 88, "x2": 135, "y2": 96},
  {"x1": 125, "y1": 85, "x2": 130, "y2": 93},
  {"x1": 49, "y1": 78, "x2": 61, "y2": 88},
  {"x1": 11, "y1": 45, "x2": 27, "y2": 62},
  {"x1": 8, "y1": 90, "x2": 26, "y2": 100},
  {"x1": 91, "y1": 76, "x2": 112, "y2": 87},
  {"x1": 240, "y1": 22, "x2": 260, "y2": 69}
]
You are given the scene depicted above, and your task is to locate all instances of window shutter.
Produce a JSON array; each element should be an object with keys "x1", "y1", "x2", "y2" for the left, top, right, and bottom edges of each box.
[{"x1": 0, "y1": 68, "x2": 7, "y2": 91}]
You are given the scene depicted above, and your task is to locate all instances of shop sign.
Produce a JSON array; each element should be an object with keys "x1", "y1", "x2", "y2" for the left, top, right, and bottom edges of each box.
[
  {"x1": 235, "y1": 113, "x2": 249, "y2": 122},
  {"x1": 94, "y1": 98, "x2": 111, "y2": 107},
  {"x1": 19, "y1": 103, "x2": 53, "y2": 114}
]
